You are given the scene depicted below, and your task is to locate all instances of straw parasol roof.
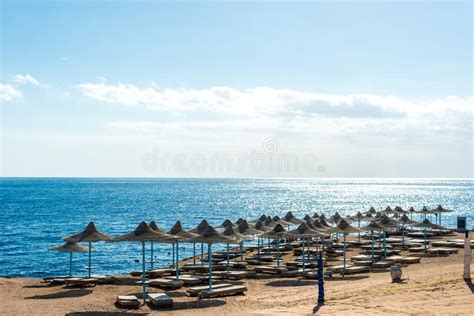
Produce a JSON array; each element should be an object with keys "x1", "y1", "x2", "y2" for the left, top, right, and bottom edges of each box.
[
  {"x1": 235, "y1": 217, "x2": 246, "y2": 225},
  {"x1": 366, "y1": 207, "x2": 377, "y2": 214},
  {"x1": 399, "y1": 214, "x2": 419, "y2": 226},
  {"x1": 271, "y1": 215, "x2": 292, "y2": 226},
  {"x1": 49, "y1": 241, "x2": 91, "y2": 253},
  {"x1": 312, "y1": 212, "x2": 319, "y2": 218},
  {"x1": 188, "y1": 225, "x2": 238, "y2": 244},
  {"x1": 253, "y1": 220, "x2": 271, "y2": 232},
  {"x1": 328, "y1": 212, "x2": 343, "y2": 224},
  {"x1": 432, "y1": 204, "x2": 452, "y2": 214},
  {"x1": 363, "y1": 220, "x2": 392, "y2": 232},
  {"x1": 189, "y1": 219, "x2": 210, "y2": 234},
  {"x1": 376, "y1": 214, "x2": 400, "y2": 228},
  {"x1": 259, "y1": 223, "x2": 288, "y2": 238},
  {"x1": 149, "y1": 221, "x2": 168, "y2": 234},
  {"x1": 414, "y1": 218, "x2": 444, "y2": 229},
  {"x1": 237, "y1": 220, "x2": 261, "y2": 235},
  {"x1": 319, "y1": 213, "x2": 327, "y2": 221},
  {"x1": 349, "y1": 211, "x2": 365, "y2": 221},
  {"x1": 283, "y1": 211, "x2": 305, "y2": 224},
  {"x1": 222, "y1": 225, "x2": 253, "y2": 242},
  {"x1": 63, "y1": 222, "x2": 112, "y2": 242},
  {"x1": 408, "y1": 206, "x2": 416, "y2": 213},
  {"x1": 216, "y1": 219, "x2": 236, "y2": 229},
  {"x1": 332, "y1": 218, "x2": 362, "y2": 234},
  {"x1": 168, "y1": 220, "x2": 197, "y2": 240},
  {"x1": 112, "y1": 222, "x2": 178, "y2": 243},
  {"x1": 285, "y1": 222, "x2": 325, "y2": 238},
  {"x1": 303, "y1": 214, "x2": 312, "y2": 221},
  {"x1": 311, "y1": 219, "x2": 333, "y2": 232}
]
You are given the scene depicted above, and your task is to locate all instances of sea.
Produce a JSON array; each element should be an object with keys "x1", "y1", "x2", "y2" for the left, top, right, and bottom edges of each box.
[{"x1": 0, "y1": 178, "x2": 472, "y2": 277}]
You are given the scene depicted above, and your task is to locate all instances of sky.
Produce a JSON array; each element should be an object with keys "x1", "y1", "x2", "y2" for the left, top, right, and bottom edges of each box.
[{"x1": 0, "y1": 1, "x2": 472, "y2": 178}]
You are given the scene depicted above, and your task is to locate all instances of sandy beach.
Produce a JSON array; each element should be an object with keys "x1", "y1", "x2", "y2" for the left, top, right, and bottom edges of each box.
[{"x1": 1, "y1": 233, "x2": 472, "y2": 316}]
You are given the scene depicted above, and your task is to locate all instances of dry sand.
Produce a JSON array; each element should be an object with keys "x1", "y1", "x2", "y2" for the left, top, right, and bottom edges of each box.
[{"x1": 1, "y1": 237, "x2": 473, "y2": 315}]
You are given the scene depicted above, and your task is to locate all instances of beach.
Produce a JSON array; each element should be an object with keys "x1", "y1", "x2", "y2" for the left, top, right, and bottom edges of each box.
[{"x1": 2, "y1": 233, "x2": 472, "y2": 316}]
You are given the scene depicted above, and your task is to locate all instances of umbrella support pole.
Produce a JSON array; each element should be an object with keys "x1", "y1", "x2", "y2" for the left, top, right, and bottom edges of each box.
[
  {"x1": 88, "y1": 242, "x2": 92, "y2": 278},
  {"x1": 383, "y1": 231, "x2": 387, "y2": 259},
  {"x1": 69, "y1": 252, "x2": 72, "y2": 277},
  {"x1": 424, "y1": 229, "x2": 427, "y2": 253},
  {"x1": 257, "y1": 238, "x2": 260, "y2": 257},
  {"x1": 371, "y1": 231, "x2": 375, "y2": 260},
  {"x1": 277, "y1": 238, "x2": 280, "y2": 268},
  {"x1": 208, "y1": 244, "x2": 212, "y2": 290},
  {"x1": 343, "y1": 234, "x2": 347, "y2": 272},
  {"x1": 317, "y1": 245, "x2": 324, "y2": 305},
  {"x1": 176, "y1": 242, "x2": 179, "y2": 280},
  {"x1": 193, "y1": 243, "x2": 196, "y2": 265},
  {"x1": 227, "y1": 244, "x2": 230, "y2": 273},
  {"x1": 142, "y1": 242, "x2": 146, "y2": 305},
  {"x1": 240, "y1": 242, "x2": 243, "y2": 261},
  {"x1": 150, "y1": 242, "x2": 154, "y2": 270},
  {"x1": 172, "y1": 243, "x2": 175, "y2": 268},
  {"x1": 358, "y1": 219, "x2": 361, "y2": 242},
  {"x1": 201, "y1": 243, "x2": 204, "y2": 267},
  {"x1": 302, "y1": 238, "x2": 306, "y2": 276}
]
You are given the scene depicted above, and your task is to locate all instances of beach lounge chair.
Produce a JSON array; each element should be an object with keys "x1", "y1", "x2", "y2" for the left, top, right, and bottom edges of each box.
[
  {"x1": 398, "y1": 256, "x2": 421, "y2": 264},
  {"x1": 149, "y1": 278, "x2": 183, "y2": 289},
  {"x1": 147, "y1": 292, "x2": 173, "y2": 308},
  {"x1": 116, "y1": 295, "x2": 140, "y2": 308},
  {"x1": 64, "y1": 277, "x2": 98, "y2": 288},
  {"x1": 341, "y1": 266, "x2": 371, "y2": 275},
  {"x1": 280, "y1": 268, "x2": 304, "y2": 278},
  {"x1": 187, "y1": 283, "x2": 234, "y2": 297},
  {"x1": 254, "y1": 265, "x2": 288, "y2": 275},
  {"x1": 146, "y1": 268, "x2": 174, "y2": 278},
  {"x1": 165, "y1": 275, "x2": 202, "y2": 286},
  {"x1": 181, "y1": 264, "x2": 209, "y2": 273},
  {"x1": 91, "y1": 275, "x2": 114, "y2": 284},
  {"x1": 372, "y1": 261, "x2": 394, "y2": 269},
  {"x1": 199, "y1": 285, "x2": 247, "y2": 298}
]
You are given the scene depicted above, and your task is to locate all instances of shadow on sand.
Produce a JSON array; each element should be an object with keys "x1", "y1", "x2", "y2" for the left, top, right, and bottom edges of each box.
[
  {"x1": 25, "y1": 289, "x2": 92, "y2": 300},
  {"x1": 67, "y1": 312, "x2": 149, "y2": 316},
  {"x1": 266, "y1": 279, "x2": 316, "y2": 287},
  {"x1": 464, "y1": 278, "x2": 474, "y2": 294}
]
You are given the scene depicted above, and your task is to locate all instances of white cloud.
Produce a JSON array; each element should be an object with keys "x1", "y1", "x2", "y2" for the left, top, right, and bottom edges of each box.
[
  {"x1": 13, "y1": 74, "x2": 41, "y2": 86},
  {"x1": 77, "y1": 82, "x2": 473, "y2": 119},
  {"x1": 0, "y1": 84, "x2": 23, "y2": 102}
]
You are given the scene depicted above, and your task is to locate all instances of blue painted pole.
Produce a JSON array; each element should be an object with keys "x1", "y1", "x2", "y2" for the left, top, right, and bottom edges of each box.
[
  {"x1": 193, "y1": 243, "x2": 196, "y2": 265},
  {"x1": 277, "y1": 238, "x2": 280, "y2": 268},
  {"x1": 150, "y1": 242, "x2": 154, "y2": 270},
  {"x1": 69, "y1": 252, "x2": 72, "y2": 277},
  {"x1": 200, "y1": 242, "x2": 204, "y2": 267},
  {"x1": 371, "y1": 230, "x2": 375, "y2": 260},
  {"x1": 176, "y1": 241, "x2": 180, "y2": 280},
  {"x1": 302, "y1": 238, "x2": 306, "y2": 275},
  {"x1": 172, "y1": 243, "x2": 175, "y2": 267},
  {"x1": 208, "y1": 243, "x2": 212, "y2": 290},
  {"x1": 383, "y1": 231, "x2": 387, "y2": 258},
  {"x1": 226, "y1": 243, "x2": 230, "y2": 273},
  {"x1": 88, "y1": 242, "x2": 91, "y2": 278},
  {"x1": 317, "y1": 238, "x2": 324, "y2": 304},
  {"x1": 142, "y1": 242, "x2": 146, "y2": 304},
  {"x1": 343, "y1": 234, "x2": 347, "y2": 272}
]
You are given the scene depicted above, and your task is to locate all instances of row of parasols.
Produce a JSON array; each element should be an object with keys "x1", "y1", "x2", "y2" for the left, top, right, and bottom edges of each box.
[{"x1": 49, "y1": 204, "x2": 451, "y2": 303}]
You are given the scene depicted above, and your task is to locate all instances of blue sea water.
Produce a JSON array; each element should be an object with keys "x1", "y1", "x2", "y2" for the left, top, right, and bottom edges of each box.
[{"x1": 0, "y1": 178, "x2": 472, "y2": 278}]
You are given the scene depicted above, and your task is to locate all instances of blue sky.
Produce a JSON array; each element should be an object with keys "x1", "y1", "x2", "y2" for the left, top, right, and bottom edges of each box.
[{"x1": 1, "y1": 1, "x2": 472, "y2": 177}]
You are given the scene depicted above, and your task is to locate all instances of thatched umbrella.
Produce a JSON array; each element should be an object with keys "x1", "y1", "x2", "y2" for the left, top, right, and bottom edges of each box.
[
  {"x1": 285, "y1": 223, "x2": 324, "y2": 275},
  {"x1": 328, "y1": 212, "x2": 343, "y2": 225},
  {"x1": 272, "y1": 215, "x2": 292, "y2": 227},
  {"x1": 235, "y1": 217, "x2": 246, "y2": 225},
  {"x1": 259, "y1": 224, "x2": 288, "y2": 267},
  {"x1": 413, "y1": 219, "x2": 443, "y2": 253},
  {"x1": 312, "y1": 212, "x2": 319, "y2": 218},
  {"x1": 188, "y1": 226, "x2": 237, "y2": 290},
  {"x1": 48, "y1": 241, "x2": 91, "y2": 277},
  {"x1": 63, "y1": 222, "x2": 112, "y2": 277},
  {"x1": 112, "y1": 222, "x2": 178, "y2": 304},
  {"x1": 216, "y1": 219, "x2": 236, "y2": 229},
  {"x1": 375, "y1": 215, "x2": 400, "y2": 257},
  {"x1": 253, "y1": 220, "x2": 271, "y2": 256},
  {"x1": 399, "y1": 214, "x2": 420, "y2": 246},
  {"x1": 349, "y1": 212, "x2": 365, "y2": 242},
  {"x1": 366, "y1": 207, "x2": 377, "y2": 215},
  {"x1": 222, "y1": 225, "x2": 253, "y2": 271},
  {"x1": 149, "y1": 221, "x2": 167, "y2": 269},
  {"x1": 190, "y1": 220, "x2": 211, "y2": 266},
  {"x1": 283, "y1": 211, "x2": 305, "y2": 225},
  {"x1": 319, "y1": 213, "x2": 327, "y2": 221},
  {"x1": 431, "y1": 205, "x2": 452, "y2": 226},
  {"x1": 363, "y1": 221, "x2": 392, "y2": 260},
  {"x1": 331, "y1": 219, "x2": 362, "y2": 271},
  {"x1": 303, "y1": 214, "x2": 313, "y2": 222},
  {"x1": 168, "y1": 220, "x2": 198, "y2": 280}
]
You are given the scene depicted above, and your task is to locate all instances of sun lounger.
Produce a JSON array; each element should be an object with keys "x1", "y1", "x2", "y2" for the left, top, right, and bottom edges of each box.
[
  {"x1": 130, "y1": 271, "x2": 142, "y2": 277},
  {"x1": 116, "y1": 295, "x2": 140, "y2": 308},
  {"x1": 149, "y1": 278, "x2": 183, "y2": 289},
  {"x1": 91, "y1": 275, "x2": 114, "y2": 284},
  {"x1": 353, "y1": 260, "x2": 373, "y2": 266},
  {"x1": 372, "y1": 260, "x2": 394, "y2": 269},
  {"x1": 181, "y1": 264, "x2": 209, "y2": 273},
  {"x1": 408, "y1": 246, "x2": 425, "y2": 252},
  {"x1": 398, "y1": 256, "x2": 421, "y2": 264},
  {"x1": 187, "y1": 283, "x2": 234, "y2": 297},
  {"x1": 146, "y1": 268, "x2": 174, "y2": 278},
  {"x1": 341, "y1": 266, "x2": 371, "y2": 275},
  {"x1": 147, "y1": 292, "x2": 173, "y2": 308},
  {"x1": 351, "y1": 254, "x2": 380, "y2": 262},
  {"x1": 165, "y1": 275, "x2": 202, "y2": 286},
  {"x1": 199, "y1": 285, "x2": 247, "y2": 298},
  {"x1": 64, "y1": 277, "x2": 98, "y2": 288},
  {"x1": 427, "y1": 247, "x2": 458, "y2": 255},
  {"x1": 254, "y1": 265, "x2": 288, "y2": 275},
  {"x1": 280, "y1": 269, "x2": 304, "y2": 278}
]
